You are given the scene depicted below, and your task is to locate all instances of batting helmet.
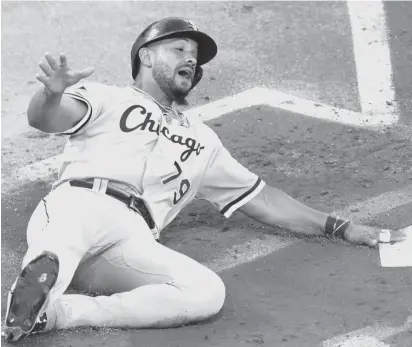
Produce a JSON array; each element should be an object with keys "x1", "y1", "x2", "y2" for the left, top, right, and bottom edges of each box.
[{"x1": 130, "y1": 17, "x2": 217, "y2": 89}]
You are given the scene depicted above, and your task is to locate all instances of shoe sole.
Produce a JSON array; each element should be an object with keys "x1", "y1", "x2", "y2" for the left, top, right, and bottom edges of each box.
[{"x1": 3, "y1": 251, "x2": 59, "y2": 342}]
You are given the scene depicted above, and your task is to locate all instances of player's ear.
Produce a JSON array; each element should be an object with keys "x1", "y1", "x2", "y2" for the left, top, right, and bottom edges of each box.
[{"x1": 139, "y1": 47, "x2": 153, "y2": 68}]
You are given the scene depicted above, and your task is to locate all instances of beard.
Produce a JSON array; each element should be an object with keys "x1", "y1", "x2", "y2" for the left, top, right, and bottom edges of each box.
[{"x1": 152, "y1": 60, "x2": 191, "y2": 105}]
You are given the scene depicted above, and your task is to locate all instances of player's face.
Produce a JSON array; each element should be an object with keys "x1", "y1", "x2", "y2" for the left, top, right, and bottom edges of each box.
[{"x1": 151, "y1": 38, "x2": 198, "y2": 102}]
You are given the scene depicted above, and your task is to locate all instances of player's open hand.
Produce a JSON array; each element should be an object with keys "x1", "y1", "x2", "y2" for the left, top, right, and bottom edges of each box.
[
  {"x1": 36, "y1": 53, "x2": 94, "y2": 95},
  {"x1": 343, "y1": 223, "x2": 407, "y2": 247}
]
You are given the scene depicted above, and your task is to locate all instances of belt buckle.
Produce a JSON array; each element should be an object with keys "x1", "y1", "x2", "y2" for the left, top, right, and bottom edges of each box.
[
  {"x1": 128, "y1": 196, "x2": 141, "y2": 213},
  {"x1": 127, "y1": 195, "x2": 155, "y2": 230}
]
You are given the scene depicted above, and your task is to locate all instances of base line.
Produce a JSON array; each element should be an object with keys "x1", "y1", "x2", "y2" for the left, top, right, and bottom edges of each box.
[
  {"x1": 323, "y1": 315, "x2": 412, "y2": 347},
  {"x1": 347, "y1": 0, "x2": 398, "y2": 118}
]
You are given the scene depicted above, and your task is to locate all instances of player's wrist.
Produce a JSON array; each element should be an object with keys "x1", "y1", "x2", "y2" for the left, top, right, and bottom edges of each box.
[
  {"x1": 324, "y1": 216, "x2": 351, "y2": 239},
  {"x1": 42, "y1": 85, "x2": 65, "y2": 98}
]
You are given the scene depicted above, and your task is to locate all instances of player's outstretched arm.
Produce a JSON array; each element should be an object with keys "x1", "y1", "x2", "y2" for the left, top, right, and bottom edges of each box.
[
  {"x1": 239, "y1": 185, "x2": 406, "y2": 247},
  {"x1": 27, "y1": 53, "x2": 94, "y2": 133}
]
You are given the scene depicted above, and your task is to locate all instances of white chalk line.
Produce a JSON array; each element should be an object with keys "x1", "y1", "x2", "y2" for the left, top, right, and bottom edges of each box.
[
  {"x1": 323, "y1": 315, "x2": 412, "y2": 347},
  {"x1": 337, "y1": 184, "x2": 412, "y2": 222},
  {"x1": 205, "y1": 235, "x2": 297, "y2": 274},
  {"x1": 347, "y1": 0, "x2": 398, "y2": 118},
  {"x1": 13, "y1": 86, "x2": 398, "y2": 185},
  {"x1": 187, "y1": 87, "x2": 397, "y2": 127}
]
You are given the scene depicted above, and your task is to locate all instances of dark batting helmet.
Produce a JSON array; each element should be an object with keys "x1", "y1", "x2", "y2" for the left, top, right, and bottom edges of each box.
[{"x1": 130, "y1": 17, "x2": 217, "y2": 89}]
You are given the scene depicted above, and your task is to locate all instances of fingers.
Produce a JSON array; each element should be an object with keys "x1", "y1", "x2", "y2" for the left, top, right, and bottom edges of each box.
[
  {"x1": 367, "y1": 237, "x2": 378, "y2": 248},
  {"x1": 365, "y1": 229, "x2": 407, "y2": 248},
  {"x1": 36, "y1": 52, "x2": 94, "y2": 87},
  {"x1": 59, "y1": 53, "x2": 68, "y2": 68},
  {"x1": 379, "y1": 229, "x2": 407, "y2": 243},
  {"x1": 358, "y1": 230, "x2": 378, "y2": 248},
  {"x1": 44, "y1": 53, "x2": 59, "y2": 70},
  {"x1": 346, "y1": 225, "x2": 379, "y2": 248},
  {"x1": 344, "y1": 224, "x2": 407, "y2": 248},
  {"x1": 35, "y1": 74, "x2": 48, "y2": 84},
  {"x1": 39, "y1": 52, "x2": 67, "y2": 73},
  {"x1": 77, "y1": 67, "x2": 95, "y2": 79},
  {"x1": 72, "y1": 67, "x2": 95, "y2": 84},
  {"x1": 391, "y1": 229, "x2": 407, "y2": 242},
  {"x1": 38, "y1": 59, "x2": 53, "y2": 77}
]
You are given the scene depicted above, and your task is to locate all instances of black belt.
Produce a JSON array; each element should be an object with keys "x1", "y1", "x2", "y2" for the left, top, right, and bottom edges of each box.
[{"x1": 69, "y1": 180, "x2": 156, "y2": 230}]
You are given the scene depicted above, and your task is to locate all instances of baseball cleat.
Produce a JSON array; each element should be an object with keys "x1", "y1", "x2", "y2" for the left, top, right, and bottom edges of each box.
[{"x1": 2, "y1": 251, "x2": 59, "y2": 342}]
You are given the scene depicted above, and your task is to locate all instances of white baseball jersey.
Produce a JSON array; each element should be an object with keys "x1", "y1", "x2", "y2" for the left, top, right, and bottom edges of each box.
[{"x1": 53, "y1": 82, "x2": 265, "y2": 233}]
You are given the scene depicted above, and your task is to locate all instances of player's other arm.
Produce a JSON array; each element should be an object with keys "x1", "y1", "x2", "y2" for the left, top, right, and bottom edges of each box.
[
  {"x1": 239, "y1": 184, "x2": 406, "y2": 247},
  {"x1": 27, "y1": 53, "x2": 94, "y2": 133},
  {"x1": 239, "y1": 185, "x2": 328, "y2": 237},
  {"x1": 28, "y1": 86, "x2": 87, "y2": 133}
]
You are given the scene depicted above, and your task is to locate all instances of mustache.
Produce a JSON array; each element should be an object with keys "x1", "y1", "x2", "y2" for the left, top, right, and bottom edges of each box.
[{"x1": 175, "y1": 64, "x2": 195, "y2": 79}]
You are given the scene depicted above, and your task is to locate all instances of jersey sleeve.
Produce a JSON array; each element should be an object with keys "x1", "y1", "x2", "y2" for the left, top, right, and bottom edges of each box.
[
  {"x1": 59, "y1": 82, "x2": 106, "y2": 136},
  {"x1": 197, "y1": 144, "x2": 266, "y2": 218}
]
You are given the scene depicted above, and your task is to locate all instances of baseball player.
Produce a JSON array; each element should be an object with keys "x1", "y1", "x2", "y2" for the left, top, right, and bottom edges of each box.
[{"x1": 2, "y1": 17, "x2": 405, "y2": 342}]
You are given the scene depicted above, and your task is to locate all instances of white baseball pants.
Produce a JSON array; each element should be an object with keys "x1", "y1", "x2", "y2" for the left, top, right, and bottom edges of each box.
[{"x1": 22, "y1": 181, "x2": 225, "y2": 330}]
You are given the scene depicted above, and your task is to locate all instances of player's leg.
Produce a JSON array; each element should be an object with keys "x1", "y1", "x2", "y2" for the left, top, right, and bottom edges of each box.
[
  {"x1": 3, "y1": 186, "x2": 85, "y2": 341},
  {"x1": 43, "y1": 213, "x2": 226, "y2": 330},
  {"x1": 3, "y1": 183, "x2": 124, "y2": 341}
]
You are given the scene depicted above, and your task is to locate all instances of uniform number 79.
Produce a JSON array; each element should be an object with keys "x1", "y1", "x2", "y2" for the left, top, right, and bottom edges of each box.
[{"x1": 161, "y1": 161, "x2": 191, "y2": 205}]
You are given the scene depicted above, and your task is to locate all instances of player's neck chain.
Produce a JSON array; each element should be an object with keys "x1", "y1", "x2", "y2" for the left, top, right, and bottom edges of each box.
[
  {"x1": 130, "y1": 85, "x2": 189, "y2": 127},
  {"x1": 131, "y1": 86, "x2": 174, "y2": 111}
]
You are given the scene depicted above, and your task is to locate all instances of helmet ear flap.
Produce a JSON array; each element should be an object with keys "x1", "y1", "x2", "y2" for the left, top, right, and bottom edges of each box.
[{"x1": 191, "y1": 66, "x2": 203, "y2": 90}]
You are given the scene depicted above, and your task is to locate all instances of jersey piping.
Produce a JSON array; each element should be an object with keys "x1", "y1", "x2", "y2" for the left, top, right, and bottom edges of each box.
[
  {"x1": 61, "y1": 92, "x2": 93, "y2": 135},
  {"x1": 220, "y1": 178, "x2": 265, "y2": 218}
]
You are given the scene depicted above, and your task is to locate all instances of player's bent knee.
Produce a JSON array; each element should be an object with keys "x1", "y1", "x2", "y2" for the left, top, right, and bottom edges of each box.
[
  {"x1": 207, "y1": 273, "x2": 226, "y2": 316},
  {"x1": 184, "y1": 270, "x2": 226, "y2": 319}
]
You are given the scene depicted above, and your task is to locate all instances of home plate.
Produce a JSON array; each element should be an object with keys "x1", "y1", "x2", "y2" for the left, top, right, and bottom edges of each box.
[{"x1": 379, "y1": 226, "x2": 412, "y2": 267}]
